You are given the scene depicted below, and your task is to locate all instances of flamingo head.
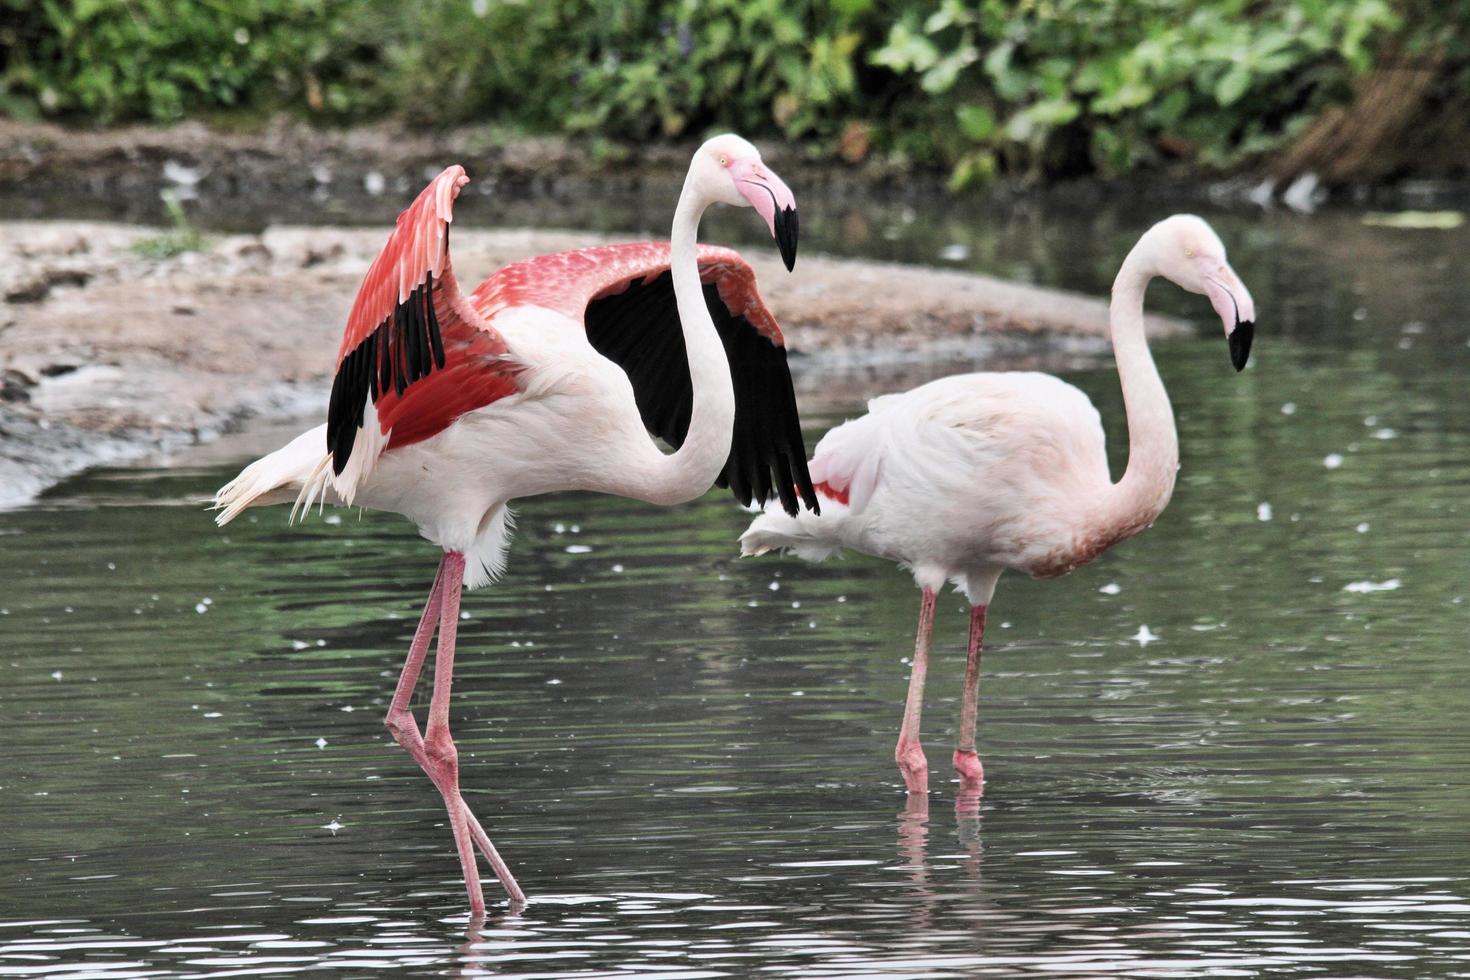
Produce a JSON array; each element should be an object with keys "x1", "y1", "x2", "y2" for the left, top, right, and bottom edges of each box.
[
  {"x1": 1148, "y1": 214, "x2": 1256, "y2": 371},
  {"x1": 691, "y1": 134, "x2": 799, "y2": 271}
]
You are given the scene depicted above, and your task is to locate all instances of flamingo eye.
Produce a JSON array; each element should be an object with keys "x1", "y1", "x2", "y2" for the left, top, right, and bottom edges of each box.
[
  {"x1": 719, "y1": 155, "x2": 729, "y2": 167},
  {"x1": 1184, "y1": 247, "x2": 1196, "y2": 258}
]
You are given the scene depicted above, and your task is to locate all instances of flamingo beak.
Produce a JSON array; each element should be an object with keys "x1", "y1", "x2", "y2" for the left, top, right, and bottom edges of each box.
[
  {"x1": 730, "y1": 159, "x2": 799, "y2": 271},
  {"x1": 1204, "y1": 265, "x2": 1256, "y2": 372}
]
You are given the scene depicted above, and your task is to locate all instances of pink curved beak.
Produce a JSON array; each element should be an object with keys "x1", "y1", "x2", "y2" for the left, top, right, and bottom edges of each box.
[
  {"x1": 730, "y1": 159, "x2": 799, "y2": 270},
  {"x1": 1204, "y1": 264, "x2": 1256, "y2": 371}
]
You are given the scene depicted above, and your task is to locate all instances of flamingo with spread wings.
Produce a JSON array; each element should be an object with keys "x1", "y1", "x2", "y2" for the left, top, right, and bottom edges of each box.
[{"x1": 215, "y1": 135, "x2": 816, "y2": 912}]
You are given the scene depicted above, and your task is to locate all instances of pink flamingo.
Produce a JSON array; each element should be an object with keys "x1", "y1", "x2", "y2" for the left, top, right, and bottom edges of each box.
[
  {"x1": 740, "y1": 215, "x2": 1255, "y2": 798},
  {"x1": 214, "y1": 135, "x2": 815, "y2": 912}
]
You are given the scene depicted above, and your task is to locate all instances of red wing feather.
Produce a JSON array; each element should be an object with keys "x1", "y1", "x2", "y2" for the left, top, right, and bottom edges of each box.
[{"x1": 326, "y1": 166, "x2": 517, "y2": 474}]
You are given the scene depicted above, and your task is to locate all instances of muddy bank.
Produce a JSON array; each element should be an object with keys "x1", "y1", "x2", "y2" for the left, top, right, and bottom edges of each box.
[
  {"x1": 0, "y1": 219, "x2": 1185, "y2": 507},
  {"x1": 6, "y1": 119, "x2": 1468, "y2": 232}
]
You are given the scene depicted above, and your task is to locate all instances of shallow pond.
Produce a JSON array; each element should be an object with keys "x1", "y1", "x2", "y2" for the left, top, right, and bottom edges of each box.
[{"x1": 4, "y1": 192, "x2": 1470, "y2": 976}]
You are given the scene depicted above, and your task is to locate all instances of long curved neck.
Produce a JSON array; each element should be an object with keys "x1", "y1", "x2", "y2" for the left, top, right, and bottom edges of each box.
[
  {"x1": 636, "y1": 175, "x2": 737, "y2": 504},
  {"x1": 1096, "y1": 249, "x2": 1178, "y2": 543}
]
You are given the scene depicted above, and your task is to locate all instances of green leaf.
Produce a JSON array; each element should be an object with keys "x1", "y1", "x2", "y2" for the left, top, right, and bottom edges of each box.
[
  {"x1": 1214, "y1": 63, "x2": 1251, "y2": 105},
  {"x1": 956, "y1": 103, "x2": 995, "y2": 141}
]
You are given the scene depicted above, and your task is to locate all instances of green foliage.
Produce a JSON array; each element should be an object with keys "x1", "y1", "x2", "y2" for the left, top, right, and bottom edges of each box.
[
  {"x1": 0, "y1": 0, "x2": 1447, "y2": 182},
  {"x1": 871, "y1": 0, "x2": 1399, "y2": 183},
  {"x1": 132, "y1": 192, "x2": 209, "y2": 259},
  {"x1": 325, "y1": 0, "x2": 876, "y2": 140},
  {"x1": 0, "y1": 0, "x2": 337, "y2": 123}
]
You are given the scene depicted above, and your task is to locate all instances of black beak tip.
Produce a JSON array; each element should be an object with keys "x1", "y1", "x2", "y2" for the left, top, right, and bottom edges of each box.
[
  {"x1": 774, "y1": 205, "x2": 799, "y2": 272},
  {"x1": 1229, "y1": 320, "x2": 1255, "y2": 372}
]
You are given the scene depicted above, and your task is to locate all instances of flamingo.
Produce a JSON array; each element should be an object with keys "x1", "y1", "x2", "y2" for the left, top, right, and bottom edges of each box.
[
  {"x1": 739, "y1": 214, "x2": 1256, "y2": 799},
  {"x1": 213, "y1": 134, "x2": 817, "y2": 913}
]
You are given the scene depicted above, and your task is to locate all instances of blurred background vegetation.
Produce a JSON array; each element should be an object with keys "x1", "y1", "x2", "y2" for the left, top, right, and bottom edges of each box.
[{"x1": 2, "y1": 0, "x2": 1467, "y2": 185}]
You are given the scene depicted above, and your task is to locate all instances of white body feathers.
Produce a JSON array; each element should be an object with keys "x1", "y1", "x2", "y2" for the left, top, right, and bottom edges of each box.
[{"x1": 741, "y1": 372, "x2": 1116, "y2": 603}]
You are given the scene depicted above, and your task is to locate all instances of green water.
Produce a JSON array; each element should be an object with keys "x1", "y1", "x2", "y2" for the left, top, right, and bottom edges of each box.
[{"x1": 4, "y1": 199, "x2": 1470, "y2": 976}]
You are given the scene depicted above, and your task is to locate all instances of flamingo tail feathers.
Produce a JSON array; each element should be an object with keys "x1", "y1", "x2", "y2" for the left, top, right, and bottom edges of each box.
[
  {"x1": 213, "y1": 425, "x2": 340, "y2": 526},
  {"x1": 739, "y1": 505, "x2": 845, "y2": 563}
]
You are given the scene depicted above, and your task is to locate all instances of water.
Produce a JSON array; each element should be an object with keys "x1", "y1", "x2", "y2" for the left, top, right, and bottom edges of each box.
[{"x1": 4, "y1": 192, "x2": 1470, "y2": 975}]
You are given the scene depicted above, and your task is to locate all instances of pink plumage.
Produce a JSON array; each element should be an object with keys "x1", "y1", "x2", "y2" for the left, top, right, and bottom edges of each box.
[
  {"x1": 215, "y1": 135, "x2": 814, "y2": 913},
  {"x1": 741, "y1": 214, "x2": 1257, "y2": 804}
]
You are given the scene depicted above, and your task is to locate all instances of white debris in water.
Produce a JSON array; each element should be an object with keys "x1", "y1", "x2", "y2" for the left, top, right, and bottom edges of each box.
[
  {"x1": 1099, "y1": 583, "x2": 1122, "y2": 595},
  {"x1": 939, "y1": 243, "x2": 970, "y2": 262},
  {"x1": 1247, "y1": 178, "x2": 1275, "y2": 208},
  {"x1": 1132, "y1": 625, "x2": 1159, "y2": 646},
  {"x1": 565, "y1": 544, "x2": 592, "y2": 554},
  {"x1": 1356, "y1": 522, "x2": 1371, "y2": 533},
  {"x1": 1323, "y1": 453, "x2": 1345, "y2": 470},
  {"x1": 611, "y1": 564, "x2": 624, "y2": 573},
  {"x1": 195, "y1": 602, "x2": 209, "y2": 614},
  {"x1": 363, "y1": 171, "x2": 387, "y2": 195},
  {"x1": 50, "y1": 670, "x2": 63, "y2": 681},
  {"x1": 1343, "y1": 579, "x2": 1401, "y2": 594},
  {"x1": 315, "y1": 737, "x2": 328, "y2": 749},
  {"x1": 203, "y1": 712, "x2": 222, "y2": 719},
  {"x1": 791, "y1": 601, "x2": 801, "y2": 609},
  {"x1": 290, "y1": 639, "x2": 310, "y2": 650},
  {"x1": 1372, "y1": 428, "x2": 1397, "y2": 440},
  {"x1": 1257, "y1": 502, "x2": 1273, "y2": 522},
  {"x1": 1281, "y1": 402, "x2": 1297, "y2": 415},
  {"x1": 570, "y1": 525, "x2": 581, "y2": 533},
  {"x1": 791, "y1": 690, "x2": 805, "y2": 697},
  {"x1": 553, "y1": 522, "x2": 566, "y2": 533},
  {"x1": 459, "y1": 611, "x2": 470, "y2": 620},
  {"x1": 162, "y1": 160, "x2": 202, "y2": 187},
  {"x1": 768, "y1": 581, "x2": 781, "y2": 592},
  {"x1": 322, "y1": 818, "x2": 343, "y2": 834},
  {"x1": 1282, "y1": 172, "x2": 1324, "y2": 213},
  {"x1": 546, "y1": 678, "x2": 562, "y2": 686},
  {"x1": 837, "y1": 596, "x2": 847, "y2": 603},
  {"x1": 323, "y1": 513, "x2": 342, "y2": 525}
]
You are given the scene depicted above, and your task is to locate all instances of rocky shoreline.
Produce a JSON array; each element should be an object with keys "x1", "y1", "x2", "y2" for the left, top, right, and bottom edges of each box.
[{"x1": 0, "y1": 217, "x2": 1184, "y2": 508}]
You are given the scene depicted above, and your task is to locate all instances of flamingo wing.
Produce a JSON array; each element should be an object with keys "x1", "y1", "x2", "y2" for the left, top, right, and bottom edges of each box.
[
  {"x1": 501, "y1": 243, "x2": 816, "y2": 515},
  {"x1": 325, "y1": 165, "x2": 518, "y2": 480}
]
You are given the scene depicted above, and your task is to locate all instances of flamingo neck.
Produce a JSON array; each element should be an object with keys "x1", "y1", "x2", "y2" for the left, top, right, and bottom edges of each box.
[
  {"x1": 634, "y1": 177, "x2": 737, "y2": 504},
  {"x1": 1096, "y1": 249, "x2": 1178, "y2": 544}
]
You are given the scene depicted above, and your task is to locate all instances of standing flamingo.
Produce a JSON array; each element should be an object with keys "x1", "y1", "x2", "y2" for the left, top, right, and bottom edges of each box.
[
  {"x1": 214, "y1": 134, "x2": 817, "y2": 912},
  {"x1": 740, "y1": 215, "x2": 1256, "y2": 798}
]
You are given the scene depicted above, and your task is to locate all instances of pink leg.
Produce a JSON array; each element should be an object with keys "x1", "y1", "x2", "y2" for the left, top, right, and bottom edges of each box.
[
  {"x1": 383, "y1": 558, "x2": 446, "y2": 764},
  {"x1": 383, "y1": 553, "x2": 526, "y2": 910},
  {"x1": 952, "y1": 603, "x2": 988, "y2": 795},
  {"x1": 895, "y1": 588, "x2": 937, "y2": 795}
]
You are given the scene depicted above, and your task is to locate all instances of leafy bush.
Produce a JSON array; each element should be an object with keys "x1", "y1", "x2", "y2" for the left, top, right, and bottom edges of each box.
[
  {"x1": 325, "y1": 0, "x2": 876, "y2": 139},
  {"x1": 872, "y1": 0, "x2": 1398, "y2": 184},
  {"x1": 0, "y1": 0, "x2": 339, "y2": 123},
  {"x1": 0, "y1": 0, "x2": 1450, "y2": 182}
]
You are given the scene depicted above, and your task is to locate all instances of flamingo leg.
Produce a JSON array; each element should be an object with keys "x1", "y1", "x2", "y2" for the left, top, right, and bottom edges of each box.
[
  {"x1": 894, "y1": 587, "x2": 937, "y2": 795},
  {"x1": 952, "y1": 603, "x2": 988, "y2": 794},
  {"x1": 383, "y1": 552, "x2": 526, "y2": 910},
  {"x1": 383, "y1": 557, "x2": 446, "y2": 763}
]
